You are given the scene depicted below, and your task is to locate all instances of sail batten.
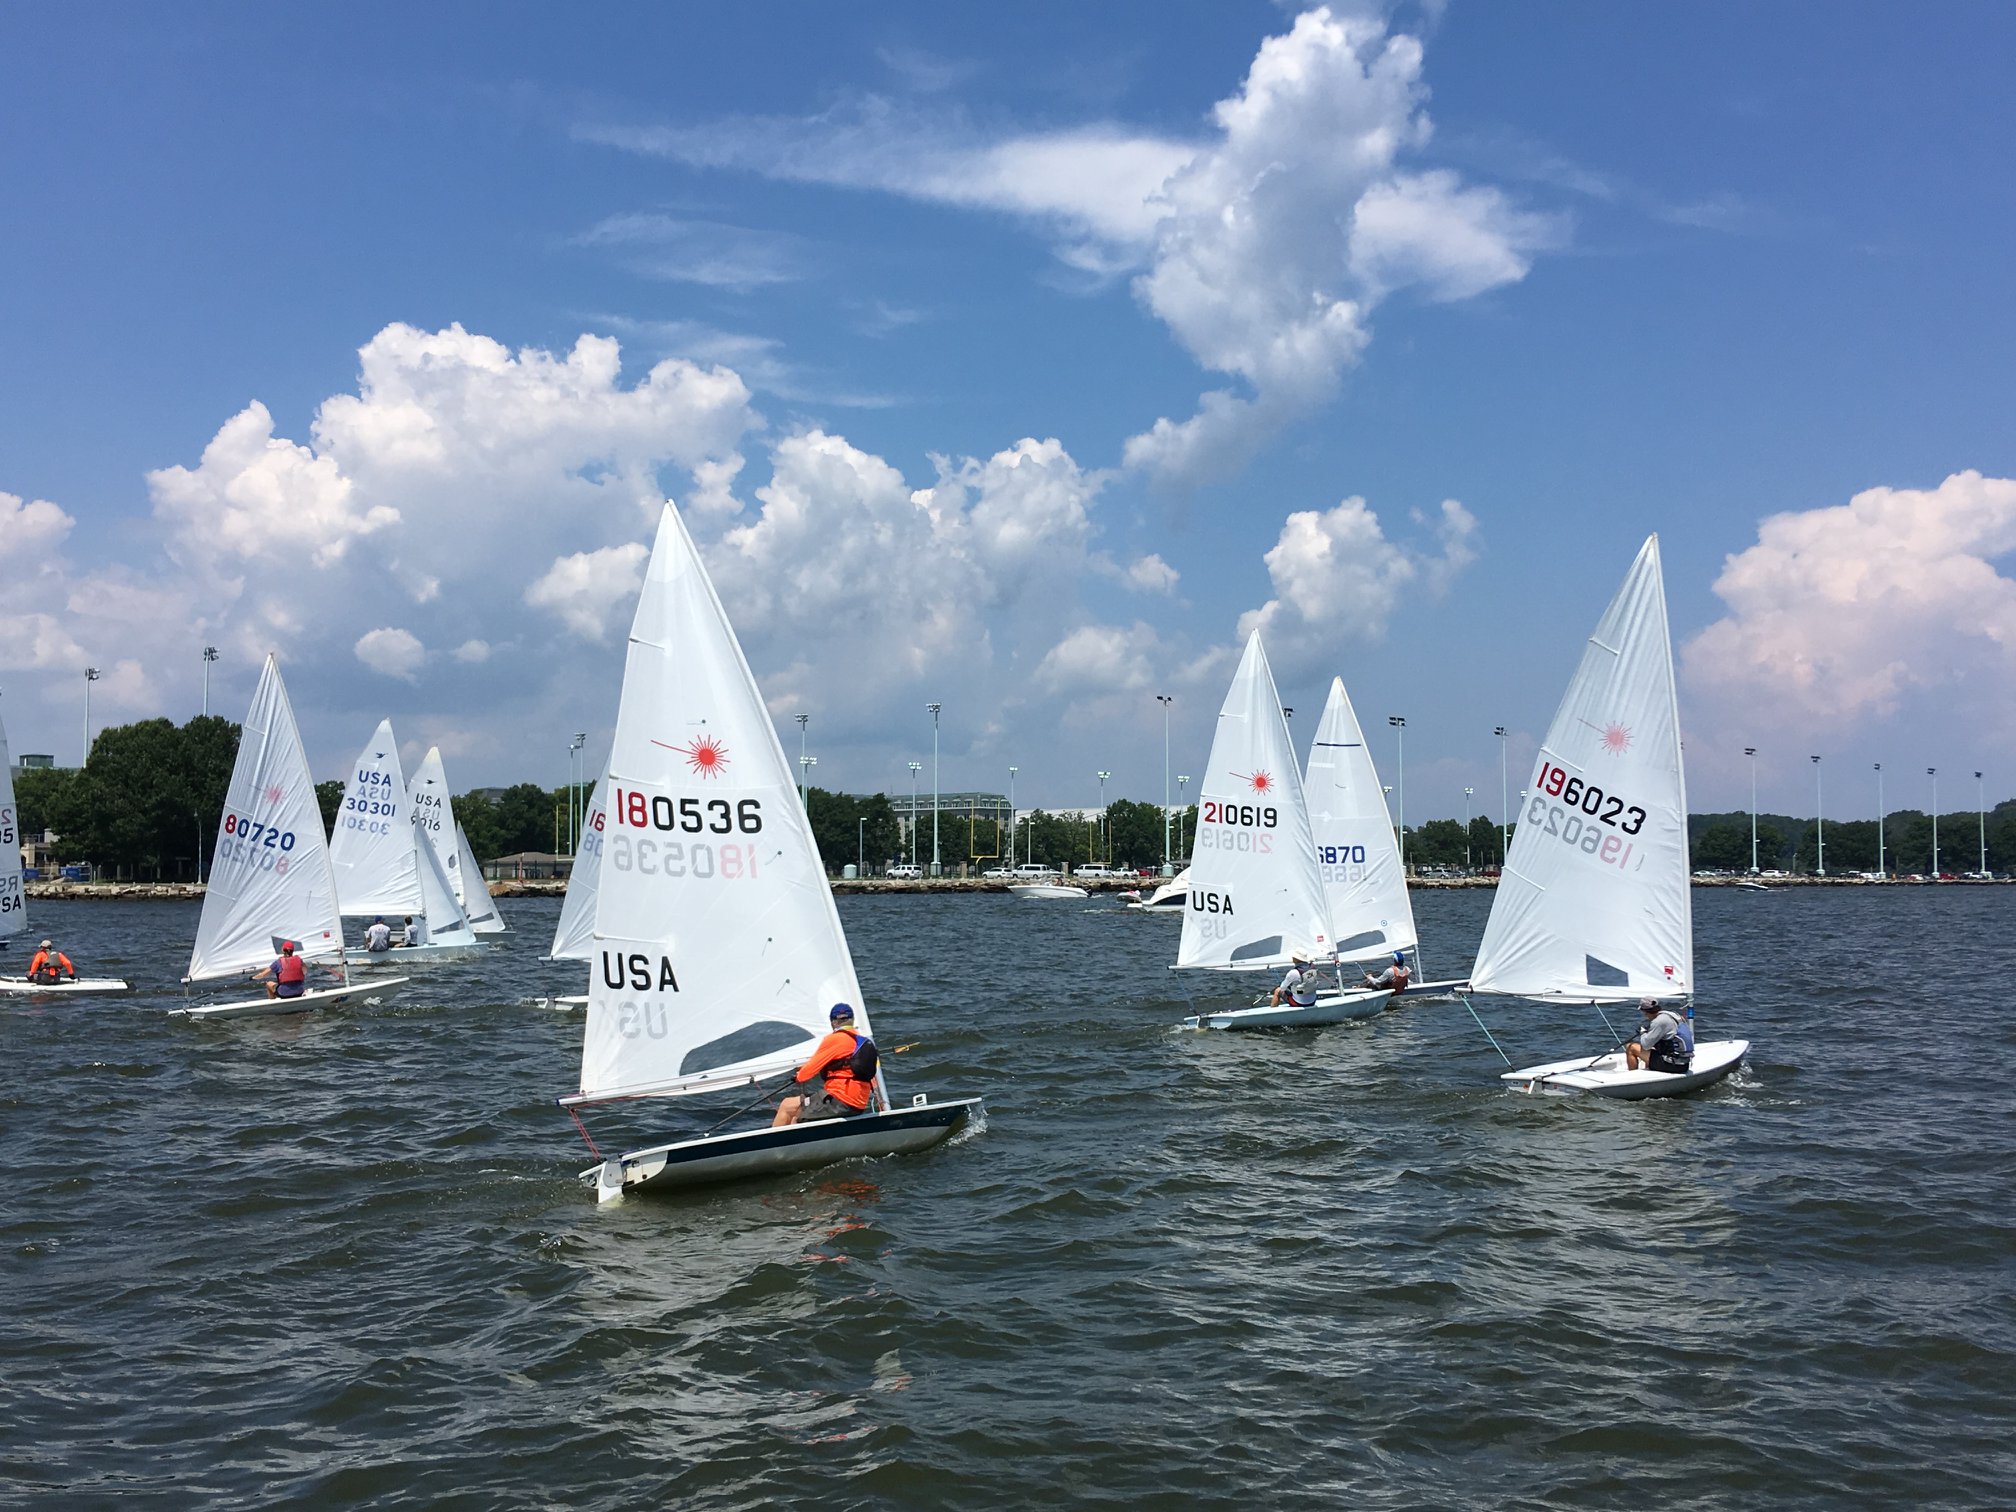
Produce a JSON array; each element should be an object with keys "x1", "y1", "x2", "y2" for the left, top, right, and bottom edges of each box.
[
  {"x1": 1470, "y1": 536, "x2": 1692, "y2": 1001},
  {"x1": 577, "y1": 503, "x2": 868, "y2": 1102}
]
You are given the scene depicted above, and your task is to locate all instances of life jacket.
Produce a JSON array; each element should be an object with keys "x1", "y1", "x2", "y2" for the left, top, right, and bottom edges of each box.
[
  {"x1": 1645, "y1": 1011, "x2": 1692, "y2": 1071},
  {"x1": 1284, "y1": 967, "x2": 1317, "y2": 1007},
  {"x1": 813, "y1": 1029, "x2": 876, "y2": 1109},
  {"x1": 276, "y1": 953, "x2": 307, "y2": 986},
  {"x1": 30, "y1": 950, "x2": 72, "y2": 981}
]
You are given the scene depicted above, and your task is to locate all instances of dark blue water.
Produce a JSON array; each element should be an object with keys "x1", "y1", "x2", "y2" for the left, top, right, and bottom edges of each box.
[{"x1": 3, "y1": 887, "x2": 2012, "y2": 1509}]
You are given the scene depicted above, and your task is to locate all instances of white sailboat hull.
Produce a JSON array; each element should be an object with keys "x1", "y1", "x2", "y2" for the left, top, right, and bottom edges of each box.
[
  {"x1": 585, "y1": 1096, "x2": 984, "y2": 1200},
  {"x1": 0, "y1": 975, "x2": 132, "y2": 996},
  {"x1": 1184, "y1": 987, "x2": 1392, "y2": 1031},
  {"x1": 351, "y1": 941, "x2": 481, "y2": 967},
  {"x1": 171, "y1": 977, "x2": 412, "y2": 1020},
  {"x1": 1501, "y1": 1038, "x2": 1749, "y2": 1098},
  {"x1": 1010, "y1": 884, "x2": 1088, "y2": 899}
]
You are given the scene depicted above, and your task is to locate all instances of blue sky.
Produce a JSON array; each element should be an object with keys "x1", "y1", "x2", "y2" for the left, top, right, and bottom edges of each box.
[{"x1": 3, "y1": 2, "x2": 2013, "y2": 825}]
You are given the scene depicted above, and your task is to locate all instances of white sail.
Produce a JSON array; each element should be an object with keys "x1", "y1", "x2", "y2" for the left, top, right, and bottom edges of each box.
[
  {"x1": 413, "y1": 822, "x2": 477, "y2": 947},
  {"x1": 328, "y1": 718, "x2": 422, "y2": 917},
  {"x1": 188, "y1": 655, "x2": 345, "y2": 981},
  {"x1": 454, "y1": 823, "x2": 505, "y2": 933},
  {"x1": 1177, "y1": 630, "x2": 1333, "y2": 971},
  {"x1": 407, "y1": 746, "x2": 456, "y2": 889},
  {"x1": 0, "y1": 707, "x2": 25, "y2": 946},
  {"x1": 549, "y1": 771, "x2": 606, "y2": 961},
  {"x1": 578, "y1": 502, "x2": 868, "y2": 1103},
  {"x1": 1471, "y1": 535, "x2": 1692, "y2": 1002},
  {"x1": 1305, "y1": 676, "x2": 1417, "y2": 962}
]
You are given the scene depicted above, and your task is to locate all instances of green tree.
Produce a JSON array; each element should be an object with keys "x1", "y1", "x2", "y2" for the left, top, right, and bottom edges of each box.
[
  {"x1": 316, "y1": 780, "x2": 344, "y2": 836},
  {"x1": 11, "y1": 766, "x2": 77, "y2": 850},
  {"x1": 1693, "y1": 822, "x2": 1750, "y2": 871},
  {"x1": 1409, "y1": 818, "x2": 1467, "y2": 868},
  {"x1": 1105, "y1": 798, "x2": 1164, "y2": 869},
  {"x1": 454, "y1": 791, "x2": 508, "y2": 864},
  {"x1": 1467, "y1": 814, "x2": 1501, "y2": 869}
]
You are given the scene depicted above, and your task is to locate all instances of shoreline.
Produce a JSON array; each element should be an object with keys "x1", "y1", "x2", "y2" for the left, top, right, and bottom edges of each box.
[{"x1": 21, "y1": 874, "x2": 2005, "y2": 901}]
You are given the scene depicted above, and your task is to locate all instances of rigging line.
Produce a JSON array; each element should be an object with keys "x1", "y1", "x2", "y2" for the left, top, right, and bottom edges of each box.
[
  {"x1": 563, "y1": 1102, "x2": 603, "y2": 1160},
  {"x1": 1458, "y1": 992, "x2": 1515, "y2": 1067}
]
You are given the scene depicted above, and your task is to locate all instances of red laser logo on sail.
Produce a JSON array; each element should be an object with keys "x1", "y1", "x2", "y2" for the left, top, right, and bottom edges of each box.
[
  {"x1": 1234, "y1": 770, "x2": 1274, "y2": 794},
  {"x1": 669, "y1": 735, "x2": 729, "y2": 779},
  {"x1": 263, "y1": 783, "x2": 286, "y2": 805}
]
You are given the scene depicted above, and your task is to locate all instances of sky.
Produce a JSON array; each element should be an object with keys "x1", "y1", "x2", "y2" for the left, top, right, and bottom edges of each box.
[{"x1": 3, "y1": 2, "x2": 2013, "y2": 825}]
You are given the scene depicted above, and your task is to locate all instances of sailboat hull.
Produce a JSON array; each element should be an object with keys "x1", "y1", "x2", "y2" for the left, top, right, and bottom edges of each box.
[
  {"x1": 172, "y1": 977, "x2": 412, "y2": 1020},
  {"x1": 1183, "y1": 987, "x2": 1392, "y2": 1031},
  {"x1": 0, "y1": 976, "x2": 131, "y2": 996},
  {"x1": 1502, "y1": 1038, "x2": 1749, "y2": 1098},
  {"x1": 586, "y1": 1096, "x2": 984, "y2": 1200},
  {"x1": 351, "y1": 941, "x2": 481, "y2": 967}
]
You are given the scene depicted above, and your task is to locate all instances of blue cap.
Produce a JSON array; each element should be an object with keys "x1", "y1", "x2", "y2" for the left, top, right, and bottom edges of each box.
[
  {"x1": 829, "y1": 1003, "x2": 855, "y2": 1023},
  {"x1": 1393, "y1": 951, "x2": 1406, "y2": 965}
]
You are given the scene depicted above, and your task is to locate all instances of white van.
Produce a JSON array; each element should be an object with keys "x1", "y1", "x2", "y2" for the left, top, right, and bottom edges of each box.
[
  {"x1": 1012, "y1": 864, "x2": 1056, "y2": 879},
  {"x1": 886, "y1": 865, "x2": 923, "y2": 880}
]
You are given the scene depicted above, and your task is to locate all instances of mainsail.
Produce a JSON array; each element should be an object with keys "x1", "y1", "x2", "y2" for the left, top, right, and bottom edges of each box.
[
  {"x1": 1470, "y1": 535, "x2": 1692, "y2": 1002},
  {"x1": 549, "y1": 771, "x2": 606, "y2": 961},
  {"x1": 328, "y1": 718, "x2": 422, "y2": 917},
  {"x1": 408, "y1": 746, "x2": 455, "y2": 886},
  {"x1": 454, "y1": 822, "x2": 504, "y2": 933},
  {"x1": 1176, "y1": 630, "x2": 1331, "y2": 971},
  {"x1": 577, "y1": 503, "x2": 867, "y2": 1103},
  {"x1": 1305, "y1": 676, "x2": 1417, "y2": 962},
  {"x1": 412, "y1": 823, "x2": 477, "y2": 947},
  {"x1": 0, "y1": 706, "x2": 25, "y2": 948},
  {"x1": 188, "y1": 654, "x2": 345, "y2": 982}
]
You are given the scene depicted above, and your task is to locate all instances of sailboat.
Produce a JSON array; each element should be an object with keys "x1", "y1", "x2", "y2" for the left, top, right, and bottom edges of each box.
[
  {"x1": 328, "y1": 721, "x2": 480, "y2": 963},
  {"x1": 410, "y1": 746, "x2": 505, "y2": 934},
  {"x1": 559, "y1": 503, "x2": 981, "y2": 1200},
  {"x1": 174, "y1": 655, "x2": 408, "y2": 1019},
  {"x1": 0, "y1": 704, "x2": 129, "y2": 995},
  {"x1": 1174, "y1": 632, "x2": 1390, "y2": 1030},
  {"x1": 1303, "y1": 676, "x2": 1455, "y2": 998},
  {"x1": 1463, "y1": 536, "x2": 1749, "y2": 1097},
  {"x1": 535, "y1": 772, "x2": 605, "y2": 1007},
  {"x1": 1123, "y1": 866, "x2": 1189, "y2": 912}
]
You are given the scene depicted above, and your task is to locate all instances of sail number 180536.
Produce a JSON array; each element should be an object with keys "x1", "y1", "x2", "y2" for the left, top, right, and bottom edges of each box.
[{"x1": 612, "y1": 788, "x2": 763, "y2": 835}]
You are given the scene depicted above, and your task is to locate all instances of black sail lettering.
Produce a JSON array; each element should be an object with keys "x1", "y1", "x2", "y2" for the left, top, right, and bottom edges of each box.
[
  {"x1": 599, "y1": 952, "x2": 625, "y2": 990},
  {"x1": 627, "y1": 953, "x2": 651, "y2": 991},
  {"x1": 657, "y1": 956, "x2": 680, "y2": 992}
]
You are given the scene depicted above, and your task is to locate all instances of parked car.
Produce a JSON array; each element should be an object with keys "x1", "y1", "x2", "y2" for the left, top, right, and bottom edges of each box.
[
  {"x1": 1012, "y1": 864, "x2": 1057, "y2": 879},
  {"x1": 1073, "y1": 865, "x2": 1129, "y2": 879},
  {"x1": 886, "y1": 864, "x2": 923, "y2": 880},
  {"x1": 981, "y1": 866, "x2": 1014, "y2": 878}
]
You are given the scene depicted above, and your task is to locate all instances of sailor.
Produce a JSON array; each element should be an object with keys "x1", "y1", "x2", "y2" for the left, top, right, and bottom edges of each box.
[
  {"x1": 1624, "y1": 997, "x2": 1694, "y2": 1073},
  {"x1": 400, "y1": 914, "x2": 428, "y2": 947},
  {"x1": 254, "y1": 939, "x2": 309, "y2": 1001},
  {"x1": 27, "y1": 939, "x2": 77, "y2": 983},
  {"x1": 772, "y1": 1003, "x2": 878, "y2": 1125},
  {"x1": 364, "y1": 916, "x2": 393, "y2": 953},
  {"x1": 1362, "y1": 950, "x2": 1412, "y2": 994},
  {"x1": 1270, "y1": 950, "x2": 1321, "y2": 1008}
]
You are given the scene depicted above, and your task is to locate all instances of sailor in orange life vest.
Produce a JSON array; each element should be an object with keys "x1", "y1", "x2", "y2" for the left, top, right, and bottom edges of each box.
[
  {"x1": 252, "y1": 940, "x2": 310, "y2": 1000},
  {"x1": 772, "y1": 1003, "x2": 879, "y2": 1126},
  {"x1": 27, "y1": 939, "x2": 77, "y2": 983}
]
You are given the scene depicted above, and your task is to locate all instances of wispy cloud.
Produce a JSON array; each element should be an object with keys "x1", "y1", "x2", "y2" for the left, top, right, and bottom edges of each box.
[
  {"x1": 876, "y1": 43, "x2": 978, "y2": 94},
  {"x1": 584, "y1": 313, "x2": 903, "y2": 410},
  {"x1": 570, "y1": 212, "x2": 805, "y2": 290}
]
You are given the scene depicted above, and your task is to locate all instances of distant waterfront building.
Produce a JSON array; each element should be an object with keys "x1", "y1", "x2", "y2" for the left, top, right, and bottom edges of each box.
[{"x1": 15, "y1": 754, "x2": 57, "y2": 770}]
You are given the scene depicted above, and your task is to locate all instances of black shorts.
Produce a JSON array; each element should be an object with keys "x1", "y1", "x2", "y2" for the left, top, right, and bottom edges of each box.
[
  {"x1": 1648, "y1": 1052, "x2": 1691, "y2": 1075},
  {"x1": 796, "y1": 1086, "x2": 872, "y2": 1120}
]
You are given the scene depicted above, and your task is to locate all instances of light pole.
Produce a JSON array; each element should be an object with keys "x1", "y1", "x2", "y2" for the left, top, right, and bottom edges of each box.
[
  {"x1": 928, "y1": 703, "x2": 942, "y2": 877},
  {"x1": 1745, "y1": 747, "x2": 1759, "y2": 873},
  {"x1": 1977, "y1": 771, "x2": 1987, "y2": 877},
  {"x1": 858, "y1": 816, "x2": 866, "y2": 877},
  {"x1": 1494, "y1": 726, "x2": 1509, "y2": 869},
  {"x1": 799, "y1": 754, "x2": 817, "y2": 808},
  {"x1": 201, "y1": 646, "x2": 218, "y2": 716},
  {"x1": 1097, "y1": 770, "x2": 1111, "y2": 865},
  {"x1": 1929, "y1": 768, "x2": 1940, "y2": 876},
  {"x1": 1875, "y1": 763, "x2": 1886, "y2": 877},
  {"x1": 1388, "y1": 716, "x2": 1406, "y2": 874},
  {"x1": 907, "y1": 761, "x2": 922, "y2": 864},
  {"x1": 568, "y1": 732, "x2": 586, "y2": 854},
  {"x1": 83, "y1": 666, "x2": 100, "y2": 765},
  {"x1": 1463, "y1": 787, "x2": 1474, "y2": 869},
  {"x1": 795, "y1": 714, "x2": 810, "y2": 808},
  {"x1": 1008, "y1": 766, "x2": 1019, "y2": 869},
  {"x1": 1177, "y1": 775, "x2": 1190, "y2": 860},
  {"x1": 1157, "y1": 694, "x2": 1174, "y2": 876},
  {"x1": 1812, "y1": 755, "x2": 1824, "y2": 876}
]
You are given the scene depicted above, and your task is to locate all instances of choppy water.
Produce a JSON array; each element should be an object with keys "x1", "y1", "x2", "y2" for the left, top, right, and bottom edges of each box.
[{"x1": 3, "y1": 887, "x2": 2012, "y2": 1509}]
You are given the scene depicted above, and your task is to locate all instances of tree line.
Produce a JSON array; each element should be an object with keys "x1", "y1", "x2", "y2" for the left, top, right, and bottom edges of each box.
[{"x1": 14, "y1": 715, "x2": 2013, "y2": 880}]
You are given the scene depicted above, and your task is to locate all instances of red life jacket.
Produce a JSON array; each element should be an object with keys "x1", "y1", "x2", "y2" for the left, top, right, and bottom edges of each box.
[{"x1": 276, "y1": 953, "x2": 307, "y2": 986}]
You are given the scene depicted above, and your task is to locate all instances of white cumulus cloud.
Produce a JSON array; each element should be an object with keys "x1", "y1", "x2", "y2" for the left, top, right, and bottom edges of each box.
[
  {"x1": 354, "y1": 627, "x2": 426, "y2": 681},
  {"x1": 1682, "y1": 470, "x2": 2016, "y2": 731},
  {"x1": 526, "y1": 542, "x2": 652, "y2": 641}
]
